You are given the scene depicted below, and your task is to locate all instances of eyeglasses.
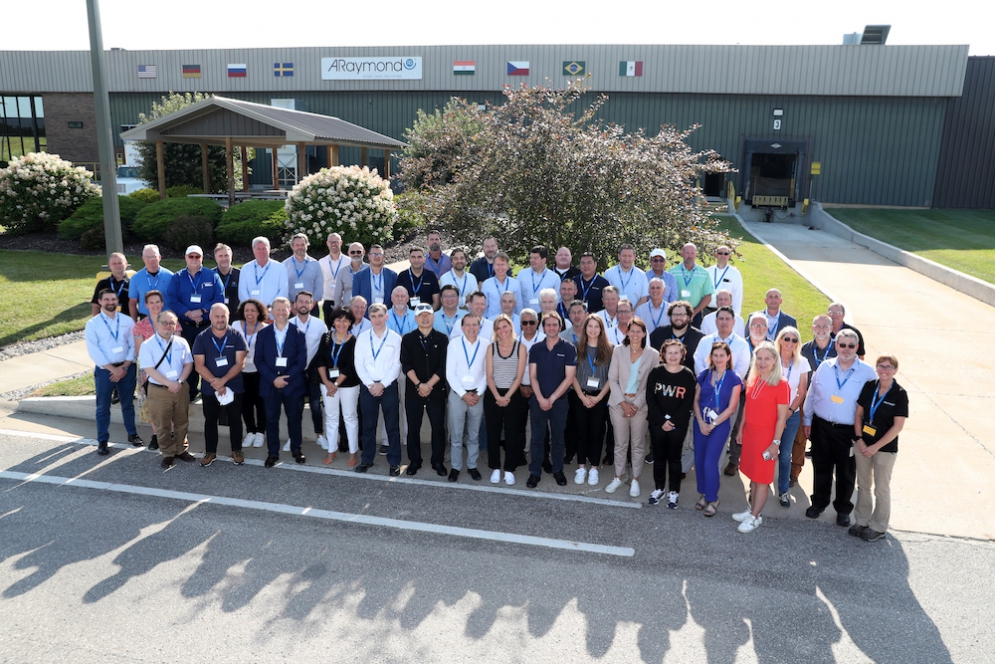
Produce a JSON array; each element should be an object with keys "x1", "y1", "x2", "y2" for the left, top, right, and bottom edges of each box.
[
  {"x1": 837, "y1": 343, "x2": 857, "y2": 349},
  {"x1": 876, "y1": 364, "x2": 895, "y2": 370},
  {"x1": 782, "y1": 337, "x2": 799, "y2": 343},
  {"x1": 369, "y1": 253, "x2": 384, "y2": 258},
  {"x1": 521, "y1": 320, "x2": 537, "y2": 326},
  {"x1": 750, "y1": 323, "x2": 767, "y2": 329},
  {"x1": 349, "y1": 251, "x2": 363, "y2": 255}
]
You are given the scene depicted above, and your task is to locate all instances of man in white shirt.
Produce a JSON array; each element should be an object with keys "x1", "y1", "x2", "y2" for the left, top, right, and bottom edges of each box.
[
  {"x1": 481, "y1": 252, "x2": 520, "y2": 319},
  {"x1": 635, "y1": 278, "x2": 671, "y2": 337},
  {"x1": 693, "y1": 307, "x2": 751, "y2": 379},
  {"x1": 608, "y1": 298, "x2": 633, "y2": 345},
  {"x1": 452, "y1": 291, "x2": 493, "y2": 342},
  {"x1": 283, "y1": 233, "x2": 324, "y2": 311},
  {"x1": 446, "y1": 314, "x2": 490, "y2": 482},
  {"x1": 239, "y1": 236, "x2": 289, "y2": 310},
  {"x1": 439, "y1": 247, "x2": 478, "y2": 309},
  {"x1": 289, "y1": 291, "x2": 328, "y2": 452},
  {"x1": 597, "y1": 286, "x2": 621, "y2": 332},
  {"x1": 139, "y1": 310, "x2": 195, "y2": 468},
  {"x1": 700, "y1": 290, "x2": 746, "y2": 337},
  {"x1": 604, "y1": 244, "x2": 649, "y2": 307},
  {"x1": 349, "y1": 296, "x2": 372, "y2": 337},
  {"x1": 354, "y1": 303, "x2": 403, "y2": 475},
  {"x1": 318, "y1": 232, "x2": 353, "y2": 325},
  {"x1": 517, "y1": 245, "x2": 561, "y2": 311},
  {"x1": 706, "y1": 245, "x2": 744, "y2": 316}
]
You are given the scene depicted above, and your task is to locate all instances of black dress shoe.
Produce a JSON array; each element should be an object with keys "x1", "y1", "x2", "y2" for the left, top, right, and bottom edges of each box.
[
  {"x1": 644, "y1": 452, "x2": 655, "y2": 464},
  {"x1": 468, "y1": 468, "x2": 481, "y2": 481},
  {"x1": 293, "y1": 452, "x2": 306, "y2": 464},
  {"x1": 406, "y1": 463, "x2": 421, "y2": 476},
  {"x1": 264, "y1": 455, "x2": 278, "y2": 468},
  {"x1": 97, "y1": 441, "x2": 109, "y2": 455},
  {"x1": 389, "y1": 466, "x2": 401, "y2": 477},
  {"x1": 836, "y1": 513, "x2": 851, "y2": 527},
  {"x1": 542, "y1": 459, "x2": 553, "y2": 474},
  {"x1": 805, "y1": 506, "x2": 822, "y2": 519},
  {"x1": 128, "y1": 434, "x2": 144, "y2": 447},
  {"x1": 563, "y1": 455, "x2": 575, "y2": 465},
  {"x1": 148, "y1": 435, "x2": 159, "y2": 451},
  {"x1": 355, "y1": 463, "x2": 373, "y2": 473},
  {"x1": 448, "y1": 469, "x2": 460, "y2": 482},
  {"x1": 111, "y1": 387, "x2": 120, "y2": 405},
  {"x1": 553, "y1": 471, "x2": 567, "y2": 486},
  {"x1": 432, "y1": 463, "x2": 448, "y2": 476},
  {"x1": 526, "y1": 474, "x2": 540, "y2": 488},
  {"x1": 161, "y1": 456, "x2": 174, "y2": 468},
  {"x1": 176, "y1": 451, "x2": 195, "y2": 462}
]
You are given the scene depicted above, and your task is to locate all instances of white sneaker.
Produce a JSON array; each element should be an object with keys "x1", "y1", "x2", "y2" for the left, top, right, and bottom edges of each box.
[
  {"x1": 253, "y1": 433, "x2": 265, "y2": 448},
  {"x1": 316, "y1": 435, "x2": 328, "y2": 450},
  {"x1": 648, "y1": 489, "x2": 665, "y2": 506},
  {"x1": 732, "y1": 510, "x2": 753, "y2": 523},
  {"x1": 587, "y1": 468, "x2": 600, "y2": 486},
  {"x1": 490, "y1": 469, "x2": 501, "y2": 484},
  {"x1": 629, "y1": 479, "x2": 641, "y2": 497},
  {"x1": 667, "y1": 492, "x2": 679, "y2": 509},
  {"x1": 504, "y1": 471, "x2": 515, "y2": 485},
  {"x1": 574, "y1": 467, "x2": 587, "y2": 485},
  {"x1": 605, "y1": 478, "x2": 624, "y2": 494},
  {"x1": 738, "y1": 515, "x2": 763, "y2": 533},
  {"x1": 242, "y1": 433, "x2": 256, "y2": 447}
]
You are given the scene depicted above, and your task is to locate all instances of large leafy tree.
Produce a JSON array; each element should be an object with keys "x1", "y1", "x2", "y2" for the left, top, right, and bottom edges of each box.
[
  {"x1": 135, "y1": 92, "x2": 249, "y2": 192},
  {"x1": 400, "y1": 82, "x2": 733, "y2": 265}
]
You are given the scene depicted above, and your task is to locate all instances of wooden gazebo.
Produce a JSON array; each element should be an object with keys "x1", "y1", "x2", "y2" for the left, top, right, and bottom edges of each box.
[{"x1": 119, "y1": 96, "x2": 406, "y2": 204}]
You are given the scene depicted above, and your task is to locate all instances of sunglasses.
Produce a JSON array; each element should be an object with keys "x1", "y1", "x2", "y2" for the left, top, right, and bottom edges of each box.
[
  {"x1": 782, "y1": 337, "x2": 799, "y2": 343},
  {"x1": 521, "y1": 320, "x2": 537, "y2": 326},
  {"x1": 349, "y1": 250, "x2": 363, "y2": 255},
  {"x1": 651, "y1": 257, "x2": 665, "y2": 262},
  {"x1": 837, "y1": 343, "x2": 857, "y2": 349},
  {"x1": 716, "y1": 251, "x2": 731, "y2": 256}
]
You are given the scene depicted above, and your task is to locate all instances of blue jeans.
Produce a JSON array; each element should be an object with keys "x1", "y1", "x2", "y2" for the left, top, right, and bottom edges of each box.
[
  {"x1": 528, "y1": 397, "x2": 568, "y2": 476},
  {"x1": 94, "y1": 365, "x2": 137, "y2": 443},
  {"x1": 360, "y1": 382, "x2": 401, "y2": 466},
  {"x1": 777, "y1": 410, "x2": 801, "y2": 494},
  {"x1": 265, "y1": 390, "x2": 304, "y2": 457}
]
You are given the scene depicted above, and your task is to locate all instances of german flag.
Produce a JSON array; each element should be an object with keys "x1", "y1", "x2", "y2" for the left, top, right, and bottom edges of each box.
[{"x1": 182, "y1": 64, "x2": 201, "y2": 78}]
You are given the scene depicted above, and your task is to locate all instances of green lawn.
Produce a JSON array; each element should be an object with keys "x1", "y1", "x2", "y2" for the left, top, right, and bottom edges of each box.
[
  {"x1": 30, "y1": 372, "x2": 95, "y2": 397},
  {"x1": 715, "y1": 215, "x2": 831, "y2": 341},
  {"x1": 0, "y1": 250, "x2": 185, "y2": 348},
  {"x1": 826, "y1": 208, "x2": 995, "y2": 285}
]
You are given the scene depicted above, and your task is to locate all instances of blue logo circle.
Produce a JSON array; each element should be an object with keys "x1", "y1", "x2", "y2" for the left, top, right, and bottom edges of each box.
[{"x1": 404, "y1": 58, "x2": 416, "y2": 70}]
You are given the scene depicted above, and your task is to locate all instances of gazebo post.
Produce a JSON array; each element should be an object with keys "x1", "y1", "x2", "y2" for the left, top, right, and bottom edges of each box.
[
  {"x1": 329, "y1": 144, "x2": 339, "y2": 167},
  {"x1": 240, "y1": 145, "x2": 249, "y2": 192},
  {"x1": 225, "y1": 137, "x2": 235, "y2": 207},
  {"x1": 271, "y1": 148, "x2": 279, "y2": 190},
  {"x1": 361, "y1": 147, "x2": 367, "y2": 168},
  {"x1": 156, "y1": 140, "x2": 166, "y2": 200},
  {"x1": 383, "y1": 149, "x2": 390, "y2": 179},
  {"x1": 200, "y1": 143, "x2": 210, "y2": 193},
  {"x1": 297, "y1": 142, "x2": 307, "y2": 184}
]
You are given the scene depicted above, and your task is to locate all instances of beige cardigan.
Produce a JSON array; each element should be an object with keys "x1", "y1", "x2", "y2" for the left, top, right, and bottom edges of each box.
[{"x1": 607, "y1": 343, "x2": 659, "y2": 409}]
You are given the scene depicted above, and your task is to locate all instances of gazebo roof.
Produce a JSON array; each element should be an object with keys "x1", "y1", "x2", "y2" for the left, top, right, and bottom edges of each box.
[{"x1": 119, "y1": 95, "x2": 406, "y2": 150}]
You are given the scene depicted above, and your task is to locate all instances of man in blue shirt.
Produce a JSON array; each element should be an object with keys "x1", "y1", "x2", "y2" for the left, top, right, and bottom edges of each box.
[
  {"x1": 397, "y1": 247, "x2": 441, "y2": 310},
  {"x1": 129, "y1": 244, "x2": 174, "y2": 319},
  {"x1": 645, "y1": 248, "x2": 679, "y2": 306},
  {"x1": 85, "y1": 289, "x2": 142, "y2": 454},
  {"x1": 238, "y1": 237, "x2": 289, "y2": 310},
  {"x1": 167, "y1": 245, "x2": 225, "y2": 401},
  {"x1": 284, "y1": 233, "x2": 324, "y2": 314},
  {"x1": 425, "y1": 230, "x2": 452, "y2": 278},
  {"x1": 193, "y1": 303, "x2": 248, "y2": 467}
]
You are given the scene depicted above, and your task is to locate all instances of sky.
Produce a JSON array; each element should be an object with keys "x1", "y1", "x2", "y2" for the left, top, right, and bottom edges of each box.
[{"x1": 4, "y1": 0, "x2": 993, "y2": 55}]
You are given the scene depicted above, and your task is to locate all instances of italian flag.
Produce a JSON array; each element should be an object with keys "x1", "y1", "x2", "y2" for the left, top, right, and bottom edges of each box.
[
  {"x1": 619, "y1": 61, "x2": 643, "y2": 77},
  {"x1": 453, "y1": 61, "x2": 476, "y2": 75}
]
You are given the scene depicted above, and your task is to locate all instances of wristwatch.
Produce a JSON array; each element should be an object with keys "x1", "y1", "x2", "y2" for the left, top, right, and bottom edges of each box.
[{"x1": 772, "y1": 439, "x2": 781, "y2": 446}]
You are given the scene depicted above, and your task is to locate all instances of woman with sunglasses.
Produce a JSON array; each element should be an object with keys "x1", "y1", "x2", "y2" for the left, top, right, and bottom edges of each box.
[{"x1": 774, "y1": 326, "x2": 810, "y2": 508}]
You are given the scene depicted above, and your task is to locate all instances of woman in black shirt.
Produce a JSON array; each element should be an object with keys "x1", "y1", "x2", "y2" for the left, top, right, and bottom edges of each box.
[
  {"x1": 317, "y1": 308, "x2": 361, "y2": 467},
  {"x1": 852, "y1": 354, "x2": 908, "y2": 542},
  {"x1": 646, "y1": 339, "x2": 698, "y2": 509}
]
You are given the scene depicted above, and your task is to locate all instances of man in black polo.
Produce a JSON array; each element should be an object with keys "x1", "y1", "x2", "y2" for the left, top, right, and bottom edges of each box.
[
  {"x1": 526, "y1": 312, "x2": 577, "y2": 488},
  {"x1": 91, "y1": 252, "x2": 131, "y2": 317},
  {"x1": 400, "y1": 303, "x2": 449, "y2": 476},
  {"x1": 193, "y1": 303, "x2": 247, "y2": 467},
  {"x1": 397, "y1": 247, "x2": 441, "y2": 310},
  {"x1": 572, "y1": 252, "x2": 610, "y2": 314}
]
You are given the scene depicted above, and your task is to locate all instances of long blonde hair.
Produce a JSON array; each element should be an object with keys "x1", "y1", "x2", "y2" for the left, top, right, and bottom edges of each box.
[
  {"x1": 775, "y1": 326, "x2": 802, "y2": 364},
  {"x1": 748, "y1": 342, "x2": 783, "y2": 387}
]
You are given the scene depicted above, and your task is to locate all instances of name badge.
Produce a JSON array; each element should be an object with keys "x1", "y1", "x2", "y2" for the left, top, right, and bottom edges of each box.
[
  {"x1": 112, "y1": 346, "x2": 124, "y2": 354},
  {"x1": 244, "y1": 359, "x2": 255, "y2": 372},
  {"x1": 681, "y1": 289, "x2": 691, "y2": 298},
  {"x1": 190, "y1": 295, "x2": 202, "y2": 303},
  {"x1": 224, "y1": 297, "x2": 230, "y2": 304},
  {"x1": 411, "y1": 297, "x2": 421, "y2": 307},
  {"x1": 215, "y1": 357, "x2": 229, "y2": 367},
  {"x1": 586, "y1": 377, "x2": 600, "y2": 390},
  {"x1": 862, "y1": 424, "x2": 877, "y2": 436},
  {"x1": 294, "y1": 281, "x2": 304, "y2": 289},
  {"x1": 530, "y1": 298, "x2": 539, "y2": 305},
  {"x1": 461, "y1": 375, "x2": 475, "y2": 387},
  {"x1": 374, "y1": 297, "x2": 384, "y2": 304},
  {"x1": 831, "y1": 395, "x2": 845, "y2": 404},
  {"x1": 251, "y1": 289, "x2": 261, "y2": 296},
  {"x1": 165, "y1": 369, "x2": 178, "y2": 379},
  {"x1": 276, "y1": 357, "x2": 288, "y2": 368},
  {"x1": 328, "y1": 368, "x2": 340, "y2": 379}
]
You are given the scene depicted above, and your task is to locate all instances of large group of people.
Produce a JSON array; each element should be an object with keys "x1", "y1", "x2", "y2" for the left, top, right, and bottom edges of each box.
[{"x1": 84, "y1": 231, "x2": 907, "y2": 540}]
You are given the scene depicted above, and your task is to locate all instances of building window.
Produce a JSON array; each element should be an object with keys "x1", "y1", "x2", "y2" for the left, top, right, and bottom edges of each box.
[{"x1": 0, "y1": 95, "x2": 46, "y2": 162}]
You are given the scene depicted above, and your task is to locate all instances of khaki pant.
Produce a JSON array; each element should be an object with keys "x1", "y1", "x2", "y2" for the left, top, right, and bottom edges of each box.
[
  {"x1": 854, "y1": 449, "x2": 897, "y2": 533},
  {"x1": 609, "y1": 403, "x2": 648, "y2": 480},
  {"x1": 790, "y1": 403, "x2": 809, "y2": 482},
  {"x1": 147, "y1": 384, "x2": 190, "y2": 457}
]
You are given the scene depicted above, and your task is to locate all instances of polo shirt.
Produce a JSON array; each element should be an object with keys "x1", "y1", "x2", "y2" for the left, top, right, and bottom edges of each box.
[
  {"x1": 85, "y1": 311, "x2": 136, "y2": 367},
  {"x1": 528, "y1": 337, "x2": 577, "y2": 399},
  {"x1": 604, "y1": 265, "x2": 649, "y2": 304},
  {"x1": 433, "y1": 309, "x2": 466, "y2": 337},
  {"x1": 439, "y1": 270, "x2": 478, "y2": 308},
  {"x1": 424, "y1": 252, "x2": 452, "y2": 278},
  {"x1": 668, "y1": 263, "x2": 714, "y2": 309},
  {"x1": 167, "y1": 267, "x2": 225, "y2": 325},
  {"x1": 645, "y1": 270, "x2": 680, "y2": 305},
  {"x1": 833, "y1": 323, "x2": 867, "y2": 357},
  {"x1": 553, "y1": 266, "x2": 581, "y2": 281},
  {"x1": 139, "y1": 334, "x2": 193, "y2": 385},
  {"x1": 283, "y1": 255, "x2": 324, "y2": 303},
  {"x1": 387, "y1": 308, "x2": 417, "y2": 337},
  {"x1": 396, "y1": 268, "x2": 440, "y2": 309},
  {"x1": 129, "y1": 267, "x2": 174, "y2": 316},
  {"x1": 192, "y1": 326, "x2": 248, "y2": 395},
  {"x1": 90, "y1": 275, "x2": 130, "y2": 313},
  {"x1": 350, "y1": 318, "x2": 372, "y2": 337},
  {"x1": 238, "y1": 259, "x2": 289, "y2": 307},
  {"x1": 857, "y1": 380, "x2": 909, "y2": 453},
  {"x1": 516, "y1": 267, "x2": 562, "y2": 309},
  {"x1": 802, "y1": 338, "x2": 837, "y2": 380},
  {"x1": 572, "y1": 274, "x2": 610, "y2": 313}
]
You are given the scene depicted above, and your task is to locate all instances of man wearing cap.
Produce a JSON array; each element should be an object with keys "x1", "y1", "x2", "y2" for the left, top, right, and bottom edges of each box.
[
  {"x1": 425, "y1": 230, "x2": 453, "y2": 278},
  {"x1": 167, "y1": 245, "x2": 225, "y2": 400},
  {"x1": 635, "y1": 277, "x2": 671, "y2": 337},
  {"x1": 129, "y1": 244, "x2": 174, "y2": 320},
  {"x1": 212, "y1": 243, "x2": 241, "y2": 321},
  {"x1": 192, "y1": 303, "x2": 247, "y2": 467},
  {"x1": 552, "y1": 246, "x2": 581, "y2": 282},
  {"x1": 669, "y1": 243, "x2": 714, "y2": 327},
  {"x1": 91, "y1": 252, "x2": 131, "y2": 317},
  {"x1": 318, "y1": 232, "x2": 353, "y2": 325},
  {"x1": 400, "y1": 303, "x2": 449, "y2": 476},
  {"x1": 139, "y1": 310, "x2": 195, "y2": 468},
  {"x1": 646, "y1": 248, "x2": 679, "y2": 306},
  {"x1": 284, "y1": 233, "x2": 323, "y2": 315},
  {"x1": 706, "y1": 245, "x2": 743, "y2": 316},
  {"x1": 572, "y1": 252, "x2": 610, "y2": 314},
  {"x1": 238, "y1": 237, "x2": 289, "y2": 310},
  {"x1": 353, "y1": 244, "x2": 397, "y2": 316},
  {"x1": 604, "y1": 244, "x2": 649, "y2": 307}
]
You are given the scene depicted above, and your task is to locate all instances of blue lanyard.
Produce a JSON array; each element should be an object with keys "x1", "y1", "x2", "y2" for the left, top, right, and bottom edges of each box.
[
  {"x1": 146, "y1": 270, "x2": 160, "y2": 290},
  {"x1": 329, "y1": 258, "x2": 341, "y2": 280},
  {"x1": 155, "y1": 334, "x2": 172, "y2": 364},
  {"x1": 487, "y1": 262, "x2": 494, "y2": 278},
  {"x1": 329, "y1": 336, "x2": 346, "y2": 367},
  {"x1": 391, "y1": 310, "x2": 409, "y2": 334},
  {"x1": 275, "y1": 330, "x2": 286, "y2": 357},
  {"x1": 454, "y1": 272, "x2": 468, "y2": 297},
  {"x1": 766, "y1": 314, "x2": 779, "y2": 341},
  {"x1": 442, "y1": 313, "x2": 458, "y2": 335},
  {"x1": 211, "y1": 333, "x2": 228, "y2": 357},
  {"x1": 587, "y1": 348, "x2": 597, "y2": 374},
  {"x1": 649, "y1": 303, "x2": 665, "y2": 329},
  {"x1": 254, "y1": 262, "x2": 270, "y2": 286},
  {"x1": 834, "y1": 363, "x2": 854, "y2": 391},
  {"x1": 869, "y1": 381, "x2": 890, "y2": 423},
  {"x1": 101, "y1": 313, "x2": 120, "y2": 342},
  {"x1": 784, "y1": 359, "x2": 793, "y2": 382},
  {"x1": 462, "y1": 338, "x2": 481, "y2": 370},
  {"x1": 616, "y1": 266, "x2": 633, "y2": 292},
  {"x1": 293, "y1": 257, "x2": 307, "y2": 280},
  {"x1": 370, "y1": 331, "x2": 388, "y2": 361},
  {"x1": 681, "y1": 265, "x2": 694, "y2": 287},
  {"x1": 531, "y1": 269, "x2": 547, "y2": 294},
  {"x1": 557, "y1": 302, "x2": 568, "y2": 320},
  {"x1": 371, "y1": 270, "x2": 383, "y2": 294},
  {"x1": 579, "y1": 276, "x2": 596, "y2": 302},
  {"x1": 219, "y1": 269, "x2": 232, "y2": 291},
  {"x1": 240, "y1": 321, "x2": 259, "y2": 348},
  {"x1": 297, "y1": 317, "x2": 311, "y2": 335},
  {"x1": 814, "y1": 338, "x2": 834, "y2": 367},
  {"x1": 495, "y1": 277, "x2": 510, "y2": 294},
  {"x1": 109, "y1": 277, "x2": 125, "y2": 299},
  {"x1": 426, "y1": 255, "x2": 443, "y2": 276},
  {"x1": 186, "y1": 268, "x2": 202, "y2": 291},
  {"x1": 408, "y1": 268, "x2": 424, "y2": 295},
  {"x1": 711, "y1": 369, "x2": 726, "y2": 411},
  {"x1": 713, "y1": 265, "x2": 730, "y2": 288}
]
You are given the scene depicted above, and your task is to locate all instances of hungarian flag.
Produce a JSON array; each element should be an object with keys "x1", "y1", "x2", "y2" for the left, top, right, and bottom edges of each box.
[
  {"x1": 453, "y1": 61, "x2": 475, "y2": 75},
  {"x1": 507, "y1": 61, "x2": 529, "y2": 76},
  {"x1": 619, "y1": 61, "x2": 643, "y2": 77}
]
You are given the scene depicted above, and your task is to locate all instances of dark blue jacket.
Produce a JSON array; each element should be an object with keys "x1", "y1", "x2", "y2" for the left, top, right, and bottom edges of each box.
[
  {"x1": 167, "y1": 268, "x2": 225, "y2": 325},
  {"x1": 255, "y1": 323, "x2": 308, "y2": 398},
  {"x1": 352, "y1": 266, "x2": 398, "y2": 318}
]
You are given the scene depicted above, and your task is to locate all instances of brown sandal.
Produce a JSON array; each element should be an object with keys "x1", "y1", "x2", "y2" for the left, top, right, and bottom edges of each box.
[
  {"x1": 703, "y1": 500, "x2": 719, "y2": 517},
  {"x1": 695, "y1": 495, "x2": 708, "y2": 511},
  {"x1": 347, "y1": 454, "x2": 358, "y2": 467}
]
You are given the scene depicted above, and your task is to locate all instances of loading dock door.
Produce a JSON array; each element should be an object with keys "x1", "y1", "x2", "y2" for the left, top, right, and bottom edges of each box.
[{"x1": 742, "y1": 139, "x2": 808, "y2": 207}]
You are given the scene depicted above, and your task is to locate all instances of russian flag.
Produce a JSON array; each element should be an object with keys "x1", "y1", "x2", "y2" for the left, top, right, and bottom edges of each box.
[
  {"x1": 507, "y1": 61, "x2": 529, "y2": 76},
  {"x1": 228, "y1": 63, "x2": 247, "y2": 78}
]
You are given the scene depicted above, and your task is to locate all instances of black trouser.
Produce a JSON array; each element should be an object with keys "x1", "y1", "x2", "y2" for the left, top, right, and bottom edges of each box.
[
  {"x1": 485, "y1": 387, "x2": 525, "y2": 471},
  {"x1": 603, "y1": 419, "x2": 616, "y2": 463},
  {"x1": 810, "y1": 416, "x2": 857, "y2": 515},
  {"x1": 405, "y1": 387, "x2": 447, "y2": 467},
  {"x1": 306, "y1": 381, "x2": 323, "y2": 435},
  {"x1": 180, "y1": 322, "x2": 209, "y2": 399},
  {"x1": 571, "y1": 391, "x2": 608, "y2": 466},
  {"x1": 241, "y1": 372, "x2": 266, "y2": 434},
  {"x1": 322, "y1": 301, "x2": 337, "y2": 330},
  {"x1": 203, "y1": 392, "x2": 244, "y2": 455},
  {"x1": 650, "y1": 424, "x2": 688, "y2": 493},
  {"x1": 563, "y1": 394, "x2": 578, "y2": 462}
]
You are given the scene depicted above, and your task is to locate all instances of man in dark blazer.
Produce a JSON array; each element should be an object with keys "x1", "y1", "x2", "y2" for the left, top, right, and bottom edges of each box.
[
  {"x1": 751, "y1": 288, "x2": 797, "y2": 343},
  {"x1": 255, "y1": 296, "x2": 309, "y2": 467},
  {"x1": 352, "y1": 244, "x2": 398, "y2": 318}
]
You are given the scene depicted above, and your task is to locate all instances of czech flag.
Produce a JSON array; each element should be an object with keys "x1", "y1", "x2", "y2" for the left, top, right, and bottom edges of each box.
[{"x1": 507, "y1": 61, "x2": 529, "y2": 76}]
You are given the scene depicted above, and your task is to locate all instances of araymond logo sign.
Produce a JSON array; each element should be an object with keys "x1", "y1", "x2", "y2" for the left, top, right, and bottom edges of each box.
[{"x1": 321, "y1": 56, "x2": 423, "y2": 80}]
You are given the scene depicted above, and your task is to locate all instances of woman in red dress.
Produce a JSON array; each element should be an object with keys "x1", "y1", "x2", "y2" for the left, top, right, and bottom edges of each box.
[{"x1": 733, "y1": 342, "x2": 790, "y2": 533}]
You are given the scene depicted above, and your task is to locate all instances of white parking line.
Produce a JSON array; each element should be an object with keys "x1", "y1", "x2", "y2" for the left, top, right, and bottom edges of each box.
[
  {"x1": 0, "y1": 470, "x2": 635, "y2": 558},
  {"x1": 0, "y1": 428, "x2": 641, "y2": 510}
]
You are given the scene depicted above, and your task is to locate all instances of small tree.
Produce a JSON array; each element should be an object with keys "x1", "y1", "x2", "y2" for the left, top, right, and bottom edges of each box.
[
  {"x1": 401, "y1": 82, "x2": 733, "y2": 265},
  {"x1": 399, "y1": 98, "x2": 483, "y2": 190},
  {"x1": 135, "y1": 92, "x2": 250, "y2": 193}
]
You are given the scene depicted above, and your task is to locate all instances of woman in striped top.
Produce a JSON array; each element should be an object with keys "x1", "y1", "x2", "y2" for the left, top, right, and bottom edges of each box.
[{"x1": 485, "y1": 315, "x2": 528, "y2": 485}]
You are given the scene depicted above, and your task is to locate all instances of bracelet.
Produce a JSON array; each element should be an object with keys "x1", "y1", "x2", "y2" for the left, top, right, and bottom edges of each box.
[{"x1": 416, "y1": 382, "x2": 422, "y2": 390}]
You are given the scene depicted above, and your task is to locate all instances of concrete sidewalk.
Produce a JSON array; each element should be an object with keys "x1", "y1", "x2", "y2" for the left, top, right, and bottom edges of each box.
[
  {"x1": 741, "y1": 219, "x2": 995, "y2": 540},
  {"x1": 0, "y1": 339, "x2": 91, "y2": 394}
]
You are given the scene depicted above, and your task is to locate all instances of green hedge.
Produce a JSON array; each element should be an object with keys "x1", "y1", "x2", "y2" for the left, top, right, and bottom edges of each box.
[
  {"x1": 165, "y1": 185, "x2": 202, "y2": 198},
  {"x1": 131, "y1": 198, "x2": 223, "y2": 243},
  {"x1": 216, "y1": 200, "x2": 286, "y2": 246},
  {"x1": 128, "y1": 188, "x2": 161, "y2": 204},
  {"x1": 162, "y1": 215, "x2": 214, "y2": 251},
  {"x1": 57, "y1": 195, "x2": 148, "y2": 240}
]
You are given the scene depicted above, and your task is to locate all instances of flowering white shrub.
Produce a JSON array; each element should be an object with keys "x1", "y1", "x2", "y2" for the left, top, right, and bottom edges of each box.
[
  {"x1": 284, "y1": 165, "x2": 396, "y2": 249},
  {"x1": 0, "y1": 152, "x2": 100, "y2": 235}
]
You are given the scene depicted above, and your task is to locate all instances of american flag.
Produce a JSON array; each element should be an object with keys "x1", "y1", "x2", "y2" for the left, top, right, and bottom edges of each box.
[{"x1": 138, "y1": 64, "x2": 157, "y2": 79}]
